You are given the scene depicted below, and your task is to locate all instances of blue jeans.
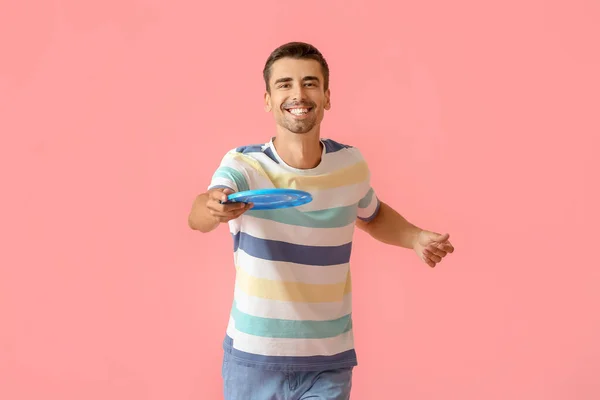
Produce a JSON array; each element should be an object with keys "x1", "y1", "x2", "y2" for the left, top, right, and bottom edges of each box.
[{"x1": 221, "y1": 351, "x2": 353, "y2": 400}]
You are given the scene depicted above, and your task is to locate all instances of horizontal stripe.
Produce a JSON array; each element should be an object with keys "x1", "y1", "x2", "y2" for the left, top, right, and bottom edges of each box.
[
  {"x1": 220, "y1": 144, "x2": 368, "y2": 191},
  {"x1": 296, "y1": 182, "x2": 370, "y2": 212},
  {"x1": 226, "y1": 322, "x2": 356, "y2": 358},
  {"x1": 233, "y1": 215, "x2": 356, "y2": 247},
  {"x1": 358, "y1": 188, "x2": 374, "y2": 208},
  {"x1": 235, "y1": 265, "x2": 352, "y2": 303},
  {"x1": 231, "y1": 302, "x2": 352, "y2": 339},
  {"x1": 265, "y1": 161, "x2": 369, "y2": 191},
  {"x1": 227, "y1": 152, "x2": 272, "y2": 181},
  {"x1": 207, "y1": 177, "x2": 236, "y2": 191},
  {"x1": 235, "y1": 249, "x2": 350, "y2": 284},
  {"x1": 233, "y1": 232, "x2": 352, "y2": 266},
  {"x1": 244, "y1": 171, "x2": 370, "y2": 212},
  {"x1": 212, "y1": 166, "x2": 249, "y2": 192},
  {"x1": 234, "y1": 288, "x2": 352, "y2": 321},
  {"x1": 246, "y1": 204, "x2": 358, "y2": 229}
]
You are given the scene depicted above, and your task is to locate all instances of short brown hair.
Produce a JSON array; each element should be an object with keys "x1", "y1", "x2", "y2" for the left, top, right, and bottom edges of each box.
[{"x1": 263, "y1": 42, "x2": 330, "y2": 93}]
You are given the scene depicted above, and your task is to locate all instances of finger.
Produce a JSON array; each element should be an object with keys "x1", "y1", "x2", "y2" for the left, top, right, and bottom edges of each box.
[
  {"x1": 225, "y1": 201, "x2": 248, "y2": 211},
  {"x1": 210, "y1": 207, "x2": 246, "y2": 219},
  {"x1": 210, "y1": 202, "x2": 252, "y2": 219},
  {"x1": 423, "y1": 249, "x2": 442, "y2": 263},
  {"x1": 226, "y1": 201, "x2": 252, "y2": 213},
  {"x1": 210, "y1": 188, "x2": 234, "y2": 203},
  {"x1": 432, "y1": 233, "x2": 450, "y2": 243},
  {"x1": 432, "y1": 241, "x2": 453, "y2": 254},
  {"x1": 234, "y1": 203, "x2": 253, "y2": 214},
  {"x1": 208, "y1": 199, "x2": 246, "y2": 213},
  {"x1": 441, "y1": 242, "x2": 454, "y2": 253},
  {"x1": 427, "y1": 245, "x2": 447, "y2": 258},
  {"x1": 210, "y1": 192, "x2": 229, "y2": 204}
]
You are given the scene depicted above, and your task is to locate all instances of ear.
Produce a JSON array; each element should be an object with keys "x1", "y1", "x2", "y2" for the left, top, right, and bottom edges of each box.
[
  {"x1": 264, "y1": 91, "x2": 272, "y2": 112},
  {"x1": 324, "y1": 88, "x2": 331, "y2": 110}
]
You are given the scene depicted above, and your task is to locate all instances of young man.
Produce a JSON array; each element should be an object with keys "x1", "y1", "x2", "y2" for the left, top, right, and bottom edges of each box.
[{"x1": 188, "y1": 42, "x2": 454, "y2": 400}]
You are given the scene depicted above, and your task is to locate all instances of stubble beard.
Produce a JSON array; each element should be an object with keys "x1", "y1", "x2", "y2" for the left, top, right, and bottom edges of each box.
[{"x1": 281, "y1": 117, "x2": 316, "y2": 134}]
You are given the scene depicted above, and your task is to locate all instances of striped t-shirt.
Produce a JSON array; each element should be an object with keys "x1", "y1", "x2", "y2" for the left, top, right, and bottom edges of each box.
[{"x1": 207, "y1": 137, "x2": 380, "y2": 372}]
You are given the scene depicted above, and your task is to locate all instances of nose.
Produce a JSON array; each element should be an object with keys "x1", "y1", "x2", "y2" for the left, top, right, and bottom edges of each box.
[{"x1": 291, "y1": 83, "x2": 306, "y2": 101}]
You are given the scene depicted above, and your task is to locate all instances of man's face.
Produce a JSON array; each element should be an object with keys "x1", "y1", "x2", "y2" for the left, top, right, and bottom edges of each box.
[{"x1": 264, "y1": 57, "x2": 331, "y2": 134}]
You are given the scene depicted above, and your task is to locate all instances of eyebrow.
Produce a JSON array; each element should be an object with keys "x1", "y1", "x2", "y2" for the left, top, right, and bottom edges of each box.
[{"x1": 273, "y1": 76, "x2": 321, "y2": 85}]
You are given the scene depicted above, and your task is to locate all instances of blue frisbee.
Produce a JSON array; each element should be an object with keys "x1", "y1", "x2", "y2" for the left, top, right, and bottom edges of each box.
[{"x1": 225, "y1": 188, "x2": 312, "y2": 210}]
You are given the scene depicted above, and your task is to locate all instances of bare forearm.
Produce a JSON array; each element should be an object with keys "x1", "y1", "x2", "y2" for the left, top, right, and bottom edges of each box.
[
  {"x1": 357, "y1": 201, "x2": 422, "y2": 249},
  {"x1": 188, "y1": 193, "x2": 219, "y2": 233}
]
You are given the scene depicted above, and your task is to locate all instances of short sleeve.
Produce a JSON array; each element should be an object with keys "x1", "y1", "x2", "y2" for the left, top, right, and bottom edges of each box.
[
  {"x1": 357, "y1": 187, "x2": 381, "y2": 222},
  {"x1": 207, "y1": 151, "x2": 251, "y2": 193},
  {"x1": 354, "y1": 148, "x2": 380, "y2": 222}
]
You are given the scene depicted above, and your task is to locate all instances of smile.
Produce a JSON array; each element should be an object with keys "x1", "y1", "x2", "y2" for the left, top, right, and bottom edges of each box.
[{"x1": 284, "y1": 107, "x2": 313, "y2": 116}]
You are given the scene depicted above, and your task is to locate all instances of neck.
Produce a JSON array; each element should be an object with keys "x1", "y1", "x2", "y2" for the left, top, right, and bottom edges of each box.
[{"x1": 273, "y1": 128, "x2": 322, "y2": 170}]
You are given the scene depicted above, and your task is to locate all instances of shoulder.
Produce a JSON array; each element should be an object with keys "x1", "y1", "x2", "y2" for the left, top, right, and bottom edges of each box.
[
  {"x1": 216, "y1": 142, "x2": 276, "y2": 181},
  {"x1": 234, "y1": 143, "x2": 269, "y2": 154},
  {"x1": 219, "y1": 141, "x2": 267, "y2": 161},
  {"x1": 220, "y1": 142, "x2": 278, "y2": 164},
  {"x1": 219, "y1": 142, "x2": 266, "y2": 156},
  {"x1": 321, "y1": 138, "x2": 366, "y2": 162},
  {"x1": 321, "y1": 138, "x2": 353, "y2": 153}
]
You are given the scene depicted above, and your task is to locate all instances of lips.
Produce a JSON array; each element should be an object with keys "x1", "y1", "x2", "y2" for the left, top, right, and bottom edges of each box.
[
  {"x1": 286, "y1": 107, "x2": 311, "y2": 116},
  {"x1": 283, "y1": 104, "x2": 314, "y2": 117}
]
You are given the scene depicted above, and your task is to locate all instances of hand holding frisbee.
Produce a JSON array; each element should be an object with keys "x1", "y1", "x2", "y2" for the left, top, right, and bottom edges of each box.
[{"x1": 206, "y1": 188, "x2": 253, "y2": 223}]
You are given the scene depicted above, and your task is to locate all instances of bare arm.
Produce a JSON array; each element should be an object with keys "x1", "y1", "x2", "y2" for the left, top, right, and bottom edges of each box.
[
  {"x1": 357, "y1": 200, "x2": 454, "y2": 268},
  {"x1": 356, "y1": 201, "x2": 422, "y2": 249},
  {"x1": 188, "y1": 188, "x2": 252, "y2": 233}
]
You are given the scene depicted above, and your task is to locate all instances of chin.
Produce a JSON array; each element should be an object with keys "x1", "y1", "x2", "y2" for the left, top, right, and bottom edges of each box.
[
  {"x1": 275, "y1": 119, "x2": 314, "y2": 134},
  {"x1": 289, "y1": 125, "x2": 314, "y2": 134}
]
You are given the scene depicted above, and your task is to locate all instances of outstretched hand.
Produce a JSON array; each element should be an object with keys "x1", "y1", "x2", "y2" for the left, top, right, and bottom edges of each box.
[
  {"x1": 413, "y1": 231, "x2": 454, "y2": 268},
  {"x1": 206, "y1": 188, "x2": 253, "y2": 223}
]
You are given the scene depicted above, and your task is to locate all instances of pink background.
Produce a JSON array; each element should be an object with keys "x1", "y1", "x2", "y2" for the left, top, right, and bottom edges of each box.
[{"x1": 1, "y1": 1, "x2": 599, "y2": 399}]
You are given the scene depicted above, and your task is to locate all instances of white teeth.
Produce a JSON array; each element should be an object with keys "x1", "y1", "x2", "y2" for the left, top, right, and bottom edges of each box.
[{"x1": 289, "y1": 108, "x2": 309, "y2": 115}]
